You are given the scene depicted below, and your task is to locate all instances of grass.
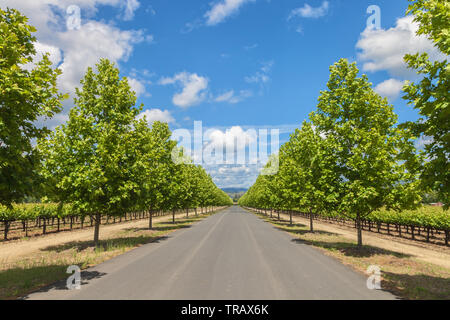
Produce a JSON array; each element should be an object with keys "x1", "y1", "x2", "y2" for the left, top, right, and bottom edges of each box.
[
  {"x1": 254, "y1": 212, "x2": 450, "y2": 300},
  {"x1": 0, "y1": 211, "x2": 218, "y2": 300}
]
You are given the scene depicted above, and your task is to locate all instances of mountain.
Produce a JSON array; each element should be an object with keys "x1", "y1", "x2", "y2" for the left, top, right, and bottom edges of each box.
[{"x1": 221, "y1": 188, "x2": 248, "y2": 194}]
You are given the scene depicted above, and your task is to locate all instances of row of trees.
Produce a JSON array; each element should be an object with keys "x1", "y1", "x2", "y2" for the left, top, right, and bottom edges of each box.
[
  {"x1": 0, "y1": 8, "x2": 232, "y2": 245},
  {"x1": 239, "y1": 0, "x2": 449, "y2": 247}
]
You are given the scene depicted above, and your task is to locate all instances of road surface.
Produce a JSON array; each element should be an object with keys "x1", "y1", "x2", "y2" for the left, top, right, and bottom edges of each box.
[{"x1": 24, "y1": 206, "x2": 395, "y2": 300}]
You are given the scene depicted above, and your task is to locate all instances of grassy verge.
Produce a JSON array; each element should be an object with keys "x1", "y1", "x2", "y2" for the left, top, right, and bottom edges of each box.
[
  {"x1": 252, "y1": 211, "x2": 450, "y2": 300},
  {"x1": 0, "y1": 210, "x2": 220, "y2": 300}
]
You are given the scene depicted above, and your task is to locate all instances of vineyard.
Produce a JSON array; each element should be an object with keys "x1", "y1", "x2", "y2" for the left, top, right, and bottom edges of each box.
[
  {"x1": 0, "y1": 204, "x2": 225, "y2": 241},
  {"x1": 246, "y1": 206, "x2": 450, "y2": 246}
]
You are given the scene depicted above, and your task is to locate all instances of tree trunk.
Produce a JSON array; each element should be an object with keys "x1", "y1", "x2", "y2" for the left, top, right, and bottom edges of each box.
[
  {"x1": 309, "y1": 208, "x2": 314, "y2": 233},
  {"x1": 43, "y1": 218, "x2": 47, "y2": 235},
  {"x1": 195, "y1": 208, "x2": 198, "y2": 216},
  {"x1": 289, "y1": 210, "x2": 292, "y2": 225},
  {"x1": 93, "y1": 213, "x2": 101, "y2": 247},
  {"x1": 277, "y1": 210, "x2": 280, "y2": 221},
  {"x1": 57, "y1": 218, "x2": 60, "y2": 232},
  {"x1": 149, "y1": 209, "x2": 153, "y2": 230},
  {"x1": 356, "y1": 214, "x2": 362, "y2": 247},
  {"x1": 186, "y1": 208, "x2": 189, "y2": 218},
  {"x1": 4, "y1": 221, "x2": 9, "y2": 240},
  {"x1": 172, "y1": 209, "x2": 175, "y2": 224}
]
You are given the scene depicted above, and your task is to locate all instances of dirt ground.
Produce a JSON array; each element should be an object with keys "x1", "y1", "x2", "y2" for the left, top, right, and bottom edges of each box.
[
  {"x1": 0, "y1": 212, "x2": 188, "y2": 265},
  {"x1": 274, "y1": 212, "x2": 450, "y2": 269}
]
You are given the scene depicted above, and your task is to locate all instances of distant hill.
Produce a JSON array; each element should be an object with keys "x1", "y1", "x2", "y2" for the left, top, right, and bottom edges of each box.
[{"x1": 222, "y1": 188, "x2": 248, "y2": 203}]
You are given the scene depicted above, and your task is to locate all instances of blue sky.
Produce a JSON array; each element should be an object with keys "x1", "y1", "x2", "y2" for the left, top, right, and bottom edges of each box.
[{"x1": 3, "y1": 0, "x2": 444, "y2": 188}]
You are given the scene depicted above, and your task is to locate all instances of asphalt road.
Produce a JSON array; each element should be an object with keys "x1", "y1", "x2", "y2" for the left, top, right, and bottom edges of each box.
[{"x1": 24, "y1": 206, "x2": 395, "y2": 300}]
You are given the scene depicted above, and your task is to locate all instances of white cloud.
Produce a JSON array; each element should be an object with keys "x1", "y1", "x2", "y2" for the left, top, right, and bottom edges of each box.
[
  {"x1": 205, "y1": 0, "x2": 255, "y2": 26},
  {"x1": 415, "y1": 135, "x2": 433, "y2": 151},
  {"x1": 128, "y1": 77, "x2": 147, "y2": 97},
  {"x1": 215, "y1": 90, "x2": 252, "y2": 104},
  {"x1": 244, "y1": 43, "x2": 258, "y2": 51},
  {"x1": 374, "y1": 78, "x2": 406, "y2": 101},
  {"x1": 245, "y1": 74, "x2": 269, "y2": 83},
  {"x1": 215, "y1": 91, "x2": 235, "y2": 102},
  {"x1": 159, "y1": 72, "x2": 209, "y2": 108},
  {"x1": 218, "y1": 165, "x2": 251, "y2": 174},
  {"x1": 57, "y1": 21, "x2": 147, "y2": 94},
  {"x1": 3, "y1": 0, "x2": 152, "y2": 128},
  {"x1": 288, "y1": 1, "x2": 329, "y2": 19},
  {"x1": 122, "y1": 0, "x2": 140, "y2": 21},
  {"x1": 36, "y1": 113, "x2": 70, "y2": 131},
  {"x1": 206, "y1": 126, "x2": 257, "y2": 150},
  {"x1": 33, "y1": 42, "x2": 62, "y2": 67},
  {"x1": 356, "y1": 16, "x2": 446, "y2": 78},
  {"x1": 245, "y1": 60, "x2": 273, "y2": 84},
  {"x1": 137, "y1": 109, "x2": 175, "y2": 124}
]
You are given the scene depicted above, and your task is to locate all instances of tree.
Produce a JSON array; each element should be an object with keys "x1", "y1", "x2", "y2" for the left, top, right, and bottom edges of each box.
[
  {"x1": 283, "y1": 121, "x2": 340, "y2": 232},
  {"x1": 38, "y1": 59, "x2": 141, "y2": 246},
  {"x1": 0, "y1": 8, "x2": 65, "y2": 207},
  {"x1": 402, "y1": 0, "x2": 449, "y2": 207},
  {"x1": 310, "y1": 59, "x2": 421, "y2": 247},
  {"x1": 131, "y1": 120, "x2": 176, "y2": 229},
  {"x1": 271, "y1": 151, "x2": 299, "y2": 224}
]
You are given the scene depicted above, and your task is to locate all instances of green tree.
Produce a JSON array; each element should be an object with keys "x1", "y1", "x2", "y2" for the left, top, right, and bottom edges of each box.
[
  {"x1": 131, "y1": 119, "x2": 176, "y2": 229},
  {"x1": 0, "y1": 8, "x2": 65, "y2": 207},
  {"x1": 38, "y1": 59, "x2": 141, "y2": 246},
  {"x1": 402, "y1": 0, "x2": 449, "y2": 206},
  {"x1": 283, "y1": 121, "x2": 340, "y2": 232},
  {"x1": 310, "y1": 59, "x2": 421, "y2": 247}
]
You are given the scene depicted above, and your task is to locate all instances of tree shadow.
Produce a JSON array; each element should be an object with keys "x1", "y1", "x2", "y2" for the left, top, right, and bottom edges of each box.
[
  {"x1": 267, "y1": 218, "x2": 340, "y2": 236},
  {"x1": 25, "y1": 269, "x2": 107, "y2": 296},
  {"x1": 123, "y1": 222, "x2": 194, "y2": 233},
  {"x1": 275, "y1": 225, "x2": 339, "y2": 237},
  {"x1": 267, "y1": 217, "x2": 411, "y2": 258},
  {"x1": 41, "y1": 235, "x2": 170, "y2": 253},
  {"x1": 381, "y1": 271, "x2": 450, "y2": 300},
  {"x1": 291, "y1": 238, "x2": 411, "y2": 258}
]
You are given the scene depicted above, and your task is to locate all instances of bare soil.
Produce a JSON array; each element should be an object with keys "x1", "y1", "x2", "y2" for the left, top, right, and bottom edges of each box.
[{"x1": 0, "y1": 212, "x2": 188, "y2": 265}]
